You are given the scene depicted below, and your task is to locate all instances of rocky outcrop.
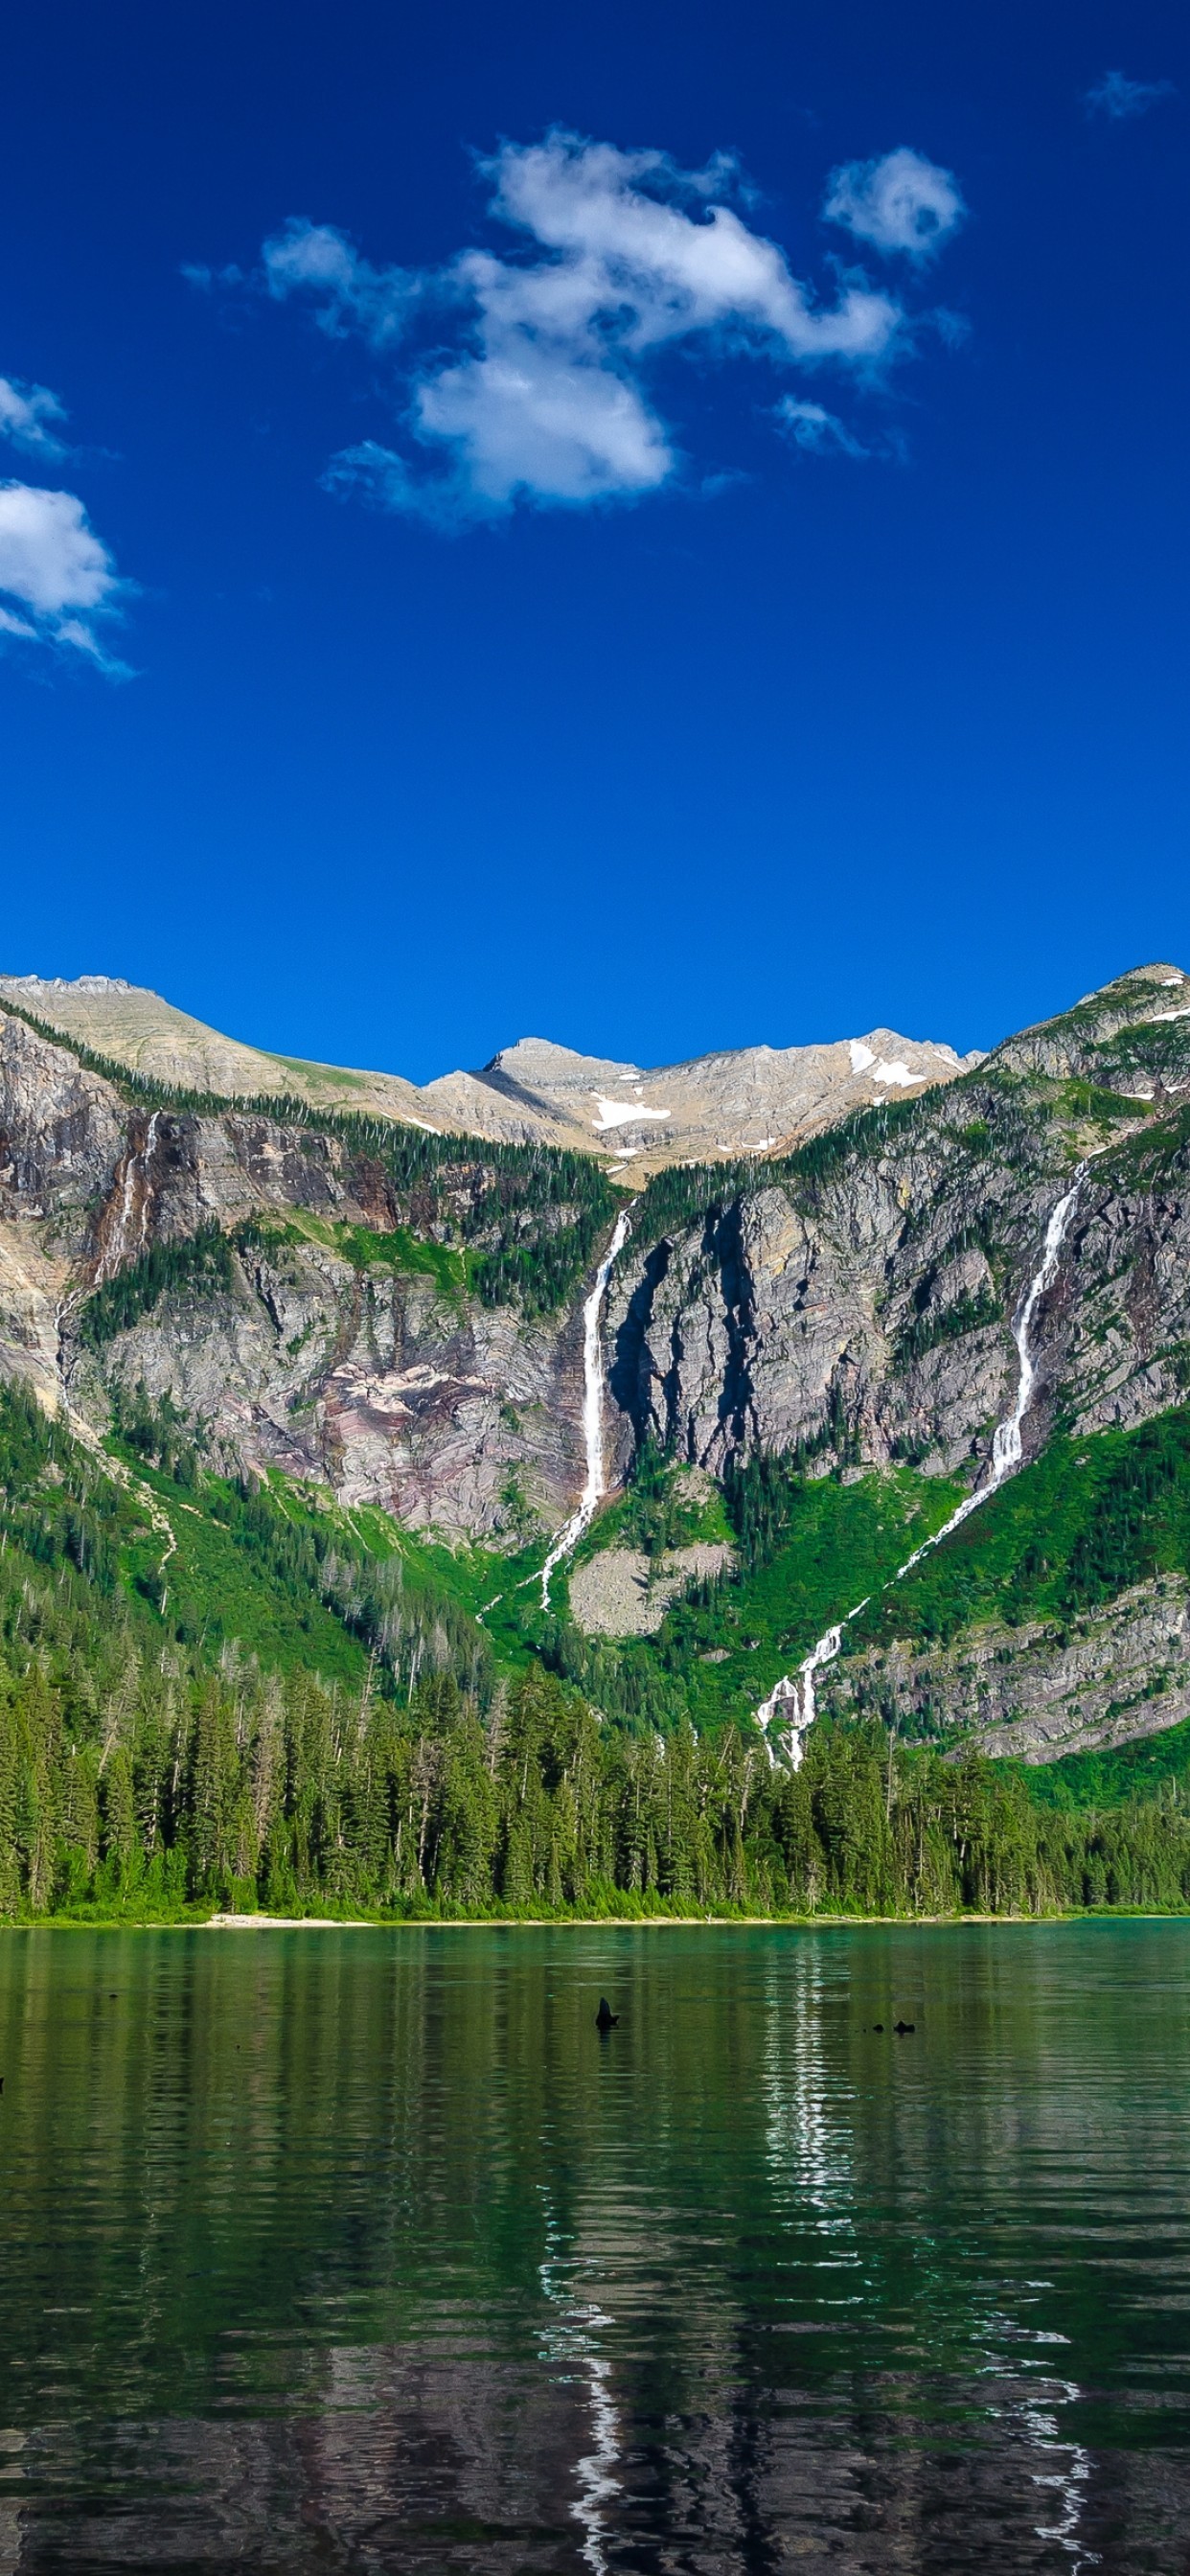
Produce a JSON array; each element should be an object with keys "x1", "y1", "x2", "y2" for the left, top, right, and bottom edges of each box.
[
  {"x1": 607, "y1": 1151, "x2": 1052, "y2": 1486},
  {"x1": 66, "y1": 1231, "x2": 585, "y2": 1542},
  {"x1": 816, "y1": 1577, "x2": 1190, "y2": 1760},
  {"x1": 0, "y1": 1009, "x2": 126, "y2": 1235},
  {"x1": 567, "y1": 1540, "x2": 733, "y2": 1636},
  {"x1": 607, "y1": 972, "x2": 1190, "y2": 1492},
  {"x1": 0, "y1": 1218, "x2": 71, "y2": 1410}
]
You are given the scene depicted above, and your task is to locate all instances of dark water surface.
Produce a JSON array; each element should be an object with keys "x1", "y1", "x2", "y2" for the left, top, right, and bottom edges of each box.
[{"x1": 1, "y1": 1922, "x2": 1188, "y2": 2572}]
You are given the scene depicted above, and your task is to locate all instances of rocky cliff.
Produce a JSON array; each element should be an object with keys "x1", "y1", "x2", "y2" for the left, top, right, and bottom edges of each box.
[
  {"x1": 817, "y1": 1576, "x2": 1190, "y2": 1760},
  {"x1": 608, "y1": 964, "x2": 1190, "y2": 1477},
  {"x1": 0, "y1": 1009, "x2": 592, "y2": 1538}
]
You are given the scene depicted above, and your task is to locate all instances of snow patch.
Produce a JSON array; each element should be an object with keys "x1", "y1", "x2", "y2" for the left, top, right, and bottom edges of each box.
[
  {"x1": 870, "y1": 1059, "x2": 921, "y2": 1087},
  {"x1": 849, "y1": 1040, "x2": 924, "y2": 1085},
  {"x1": 591, "y1": 1094, "x2": 671, "y2": 1129}
]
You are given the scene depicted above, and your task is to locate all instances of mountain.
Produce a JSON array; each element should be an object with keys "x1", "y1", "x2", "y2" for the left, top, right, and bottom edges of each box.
[
  {"x1": 4, "y1": 954, "x2": 1190, "y2": 1910},
  {"x1": 417, "y1": 1027, "x2": 983, "y2": 1163},
  {"x1": 0, "y1": 972, "x2": 981, "y2": 1169}
]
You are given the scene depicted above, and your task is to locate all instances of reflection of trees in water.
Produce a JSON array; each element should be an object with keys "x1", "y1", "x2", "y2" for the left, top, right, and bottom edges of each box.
[{"x1": 1, "y1": 1929, "x2": 1188, "y2": 2570}]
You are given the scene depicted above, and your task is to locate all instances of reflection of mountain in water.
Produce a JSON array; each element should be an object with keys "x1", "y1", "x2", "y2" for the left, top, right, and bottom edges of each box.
[{"x1": 0, "y1": 1925, "x2": 1185, "y2": 2571}]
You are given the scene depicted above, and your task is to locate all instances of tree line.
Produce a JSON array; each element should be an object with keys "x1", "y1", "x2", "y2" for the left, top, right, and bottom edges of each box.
[{"x1": 5, "y1": 1627, "x2": 1190, "y2": 1920}]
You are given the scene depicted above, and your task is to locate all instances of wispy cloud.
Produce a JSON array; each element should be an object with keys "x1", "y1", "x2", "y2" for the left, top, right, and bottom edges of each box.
[
  {"x1": 0, "y1": 376, "x2": 69, "y2": 460},
  {"x1": 261, "y1": 219, "x2": 414, "y2": 345},
  {"x1": 0, "y1": 482, "x2": 130, "y2": 675},
  {"x1": 1082, "y1": 69, "x2": 1177, "y2": 121},
  {"x1": 776, "y1": 398, "x2": 869, "y2": 457},
  {"x1": 823, "y1": 148, "x2": 966, "y2": 263},
  {"x1": 202, "y1": 128, "x2": 967, "y2": 526}
]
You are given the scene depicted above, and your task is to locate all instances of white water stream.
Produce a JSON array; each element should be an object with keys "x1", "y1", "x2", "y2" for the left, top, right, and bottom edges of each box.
[
  {"x1": 757, "y1": 1165, "x2": 1088, "y2": 1769},
  {"x1": 94, "y1": 1111, "x2": 160, "y2": 1285},
  {"x1": 540, "y1": 1211, "x2": 631, "y2": 1607}
]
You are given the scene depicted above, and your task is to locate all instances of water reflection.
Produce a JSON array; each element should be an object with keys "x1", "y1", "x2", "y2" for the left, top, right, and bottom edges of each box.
[
  {"x1": 0, "y1": 1924, "x2": 1187, "y2": 2568},
  {"x1": 538, "y1": 2200, "x2": 622, "y2": 2574}
]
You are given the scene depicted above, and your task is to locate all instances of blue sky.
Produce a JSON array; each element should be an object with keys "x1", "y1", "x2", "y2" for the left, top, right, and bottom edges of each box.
[{"x1": 0, "y1": 0, "x2": 1185, "y2": 1080}]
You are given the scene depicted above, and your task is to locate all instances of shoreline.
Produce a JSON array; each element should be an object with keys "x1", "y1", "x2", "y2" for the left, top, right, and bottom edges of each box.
[{"x1": 3, "y1": 1907, "x2": 1189, "y2": 1933}]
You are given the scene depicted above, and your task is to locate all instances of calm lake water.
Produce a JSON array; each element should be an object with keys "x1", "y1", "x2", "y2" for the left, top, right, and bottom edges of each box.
[{"x1": 0, "y1": 1921, "x2": 1188, "y2": 2572}]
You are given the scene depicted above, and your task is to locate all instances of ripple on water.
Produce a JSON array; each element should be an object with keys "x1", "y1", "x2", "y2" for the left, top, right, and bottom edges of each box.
[{"x1": 0, "y1": 1920, "x2": 1187, "y2": 2569}]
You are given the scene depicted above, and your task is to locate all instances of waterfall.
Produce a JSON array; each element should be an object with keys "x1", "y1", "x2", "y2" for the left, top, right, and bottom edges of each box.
[
  {"x1": 94, "y1": 1111, "x2": 161, "y2": 1285},
  {"x1": 757, "y1": 1166, "x2": 1087, "y2": 1768},
  {"x1": 137, "y1": 1111, "x2": 160, "y2": 1252},
  {"x1": 540, "y1": 1210, "x2": 631, "y2": 1607}
]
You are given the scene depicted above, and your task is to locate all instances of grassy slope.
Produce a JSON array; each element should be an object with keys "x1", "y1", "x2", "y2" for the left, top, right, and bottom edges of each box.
[
  {"x1": 11, "y1": 1381, "x2": 1190, "y2": 1925},
  {"x1": 100, "y1": 1404, "x2": 1190, "y2": 1783},
  {"x1": 0, "y1": 1381, "x2": 487, "y2": 1707},
  {"x1": 1019, "y1": 1717, "x2": 1190, "y2": 1811},
  {"x1": 117, "y1": 1455, "x2": 375, "y2": 1685},
  {"x1": 844, "y1": 1410, "x2": 1190, "y2": 1656},
  {"x1": 546, "y1": 1462, "x2": 969, "y2": 1732}
]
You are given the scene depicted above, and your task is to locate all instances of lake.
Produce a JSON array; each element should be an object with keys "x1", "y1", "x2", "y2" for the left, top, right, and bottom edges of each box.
[{"x1": 0, "y1": 1920, "x2": 1187, "y2": 2571}]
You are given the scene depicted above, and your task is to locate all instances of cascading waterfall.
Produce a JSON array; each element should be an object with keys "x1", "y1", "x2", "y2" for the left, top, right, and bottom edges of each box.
[
  {"x1": 540, "y1": 1210, "x2": 631, "y2": 1607},
  {"x1": 757, "y1": 1165, "x2": 1087, "y2": 1769},
  {"x1": 137, "y1": 1110, "x2": 160, "y2": 1251},
  {"x1": 94, "y1": 1111, "x2": 160, "y2": 1285}
]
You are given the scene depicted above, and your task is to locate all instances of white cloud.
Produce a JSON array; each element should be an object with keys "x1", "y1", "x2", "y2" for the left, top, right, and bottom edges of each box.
[
  {"x1": 416, "y1": 341, "x2": 671, "y2": 509},
  {"x1": 0, "y1": 375, "x2": 68, "y2": 459},
  {"x1": 1082, "y1": 69, "x2": 1177, "y2": 120},
  {"x1": 482, "y1": 136, "x2": 899, "y2": 361},
  {"x1": 823, "y1": 148, "x2": 966, "y2": 263},
  {"x1": 0, "y1": 483, "x2": 129, "y2": 673},
  {"x1": 237, "y1": 129, "x2": 973, "y2": 522},
  {"x1": 776, "y1": 397, "x2": 868, "y2": 457}
]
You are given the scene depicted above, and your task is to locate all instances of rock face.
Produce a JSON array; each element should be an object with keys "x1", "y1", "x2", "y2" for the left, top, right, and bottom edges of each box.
[
  {"x1": 817, "y1": 1578, "x2": 1190, "y2": 1761},
  {"x1": 78, "y1": 1230, "x2": 585, "y2": 1542},
  {"x1": 0, "y1": 1007, "x2": 127, "y2": 1224},
  {"x1": 0, "y1": 1006, "x2": 586, "y2": 1542},
  {"x1": 0, "y1": 974, "x2": 982, "y2": 1171},
  {"x1": 607, "y1": 964, "x2": 1190, "y2": 1485}
]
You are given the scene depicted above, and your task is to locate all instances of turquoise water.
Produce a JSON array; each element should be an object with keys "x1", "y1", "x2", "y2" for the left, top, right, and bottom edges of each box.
[{"x1": 0, "y1": 1921, "x2": 1188, "y2": 2570}]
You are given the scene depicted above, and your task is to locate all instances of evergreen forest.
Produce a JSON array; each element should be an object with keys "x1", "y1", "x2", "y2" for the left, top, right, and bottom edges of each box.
[{"x1": 4, "y1": 1377, "x2": 1190, "y2": 1923}]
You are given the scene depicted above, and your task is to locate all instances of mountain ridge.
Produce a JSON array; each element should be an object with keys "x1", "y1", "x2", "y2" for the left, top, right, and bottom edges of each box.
[{"x1": 0, "y1": 970, "x2": 983, "y2": 1170}]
